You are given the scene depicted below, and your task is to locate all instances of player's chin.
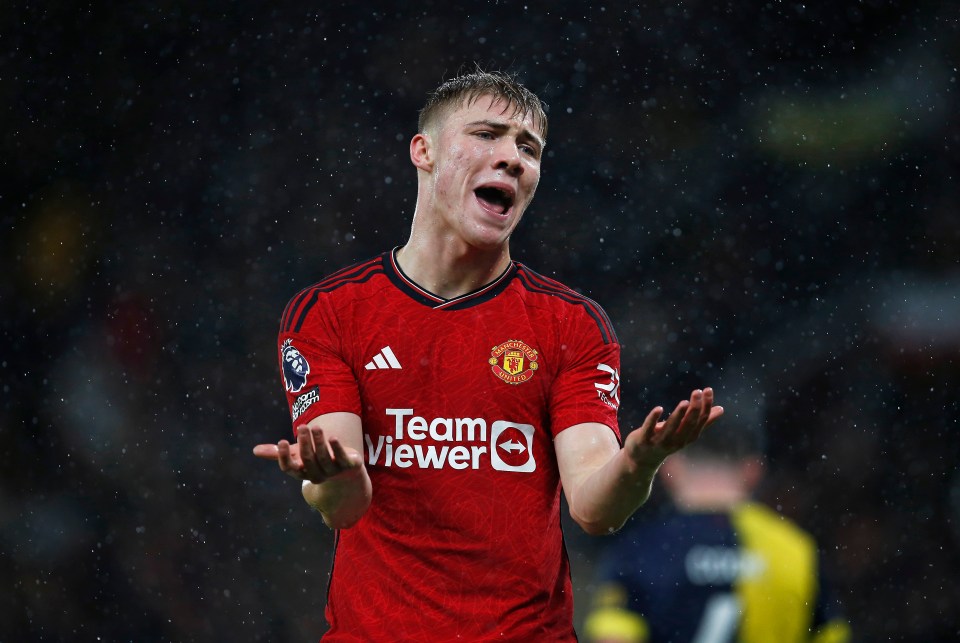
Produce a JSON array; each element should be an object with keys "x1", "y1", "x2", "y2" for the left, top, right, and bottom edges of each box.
[
  {"x1": 466, "y1": 231, "x2": 514, "y2": 252},
  {"x1": 461, "y1": 221, "x2": 511, "y2": 247},
  {"x1": 477, "y1": 210, "x2": 525, "y2": 240}
]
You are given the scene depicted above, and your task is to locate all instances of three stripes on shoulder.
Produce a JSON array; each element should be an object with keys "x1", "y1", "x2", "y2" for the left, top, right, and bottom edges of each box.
[{"x1": 365, "y1": 346, "x2": 402, "y2": 370}]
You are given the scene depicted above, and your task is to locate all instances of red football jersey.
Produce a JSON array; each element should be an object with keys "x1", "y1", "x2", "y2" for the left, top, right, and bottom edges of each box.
[{"x1": 278, "y1": 250, "x2": 622, "y2": 642}]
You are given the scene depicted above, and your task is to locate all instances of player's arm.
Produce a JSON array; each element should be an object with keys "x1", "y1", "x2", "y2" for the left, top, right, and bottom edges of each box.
[
  {"x1": 555, "y1": 388, "x2": 722, "y2": 535},
  {"x1": 253, "y1": 411, "x2": 371, "y2": 529}
]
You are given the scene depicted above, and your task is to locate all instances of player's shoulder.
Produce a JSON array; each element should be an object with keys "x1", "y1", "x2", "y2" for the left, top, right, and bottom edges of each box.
[
  {"x1": 512, "y1": 262, "x2": 618, "y2": 345},
  {"x1": 280, "y1": 252, "x2": 387, "y2": 333},
  {"x1": 513, "y1": 262, "x2": 586, "y2": 298}
]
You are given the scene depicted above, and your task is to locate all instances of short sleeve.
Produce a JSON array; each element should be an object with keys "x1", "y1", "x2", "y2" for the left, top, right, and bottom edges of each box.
[
  {"x1": 548, "y1": 308, "x2": 621, "y2": 440},
  {"x1": 277, "y1": 292, "x2": 360, "y2": 434}
]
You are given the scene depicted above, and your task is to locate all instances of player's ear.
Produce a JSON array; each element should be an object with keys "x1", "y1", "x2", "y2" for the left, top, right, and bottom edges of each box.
[{"x1": 410, "y1": 132, "x2": 434, "y2": 171}]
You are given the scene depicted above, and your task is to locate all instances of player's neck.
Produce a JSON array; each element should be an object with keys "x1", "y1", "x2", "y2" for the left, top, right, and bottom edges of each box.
[{"x1": 395, "y1": 237, "x2": 512, "y2": 300}]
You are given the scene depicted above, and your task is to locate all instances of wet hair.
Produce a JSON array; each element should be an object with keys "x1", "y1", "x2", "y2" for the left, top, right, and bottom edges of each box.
[{"x1": 418, "y1": 67, "x2": 548, "y2": 141}]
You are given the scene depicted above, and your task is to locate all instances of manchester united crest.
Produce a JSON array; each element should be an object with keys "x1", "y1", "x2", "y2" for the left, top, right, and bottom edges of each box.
[{"x1": 489, "y1": 339, "x2": 539, "y2": 385}]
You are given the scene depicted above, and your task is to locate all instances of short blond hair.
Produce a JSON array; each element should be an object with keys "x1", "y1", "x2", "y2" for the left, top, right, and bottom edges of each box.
[{"x1": 418, "y1": 68, "x2": 548, "y2": 141}]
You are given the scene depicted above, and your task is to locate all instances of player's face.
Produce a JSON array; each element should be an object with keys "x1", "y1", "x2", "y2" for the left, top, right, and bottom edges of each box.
[{"x1": 428, "y1": 96, "x2": 543, "y2": 251}]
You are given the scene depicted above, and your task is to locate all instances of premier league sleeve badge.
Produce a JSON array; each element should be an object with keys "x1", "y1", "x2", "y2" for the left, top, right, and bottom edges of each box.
[{"x1": 281, "y1": 338, "x2": 311, "y2": 393}]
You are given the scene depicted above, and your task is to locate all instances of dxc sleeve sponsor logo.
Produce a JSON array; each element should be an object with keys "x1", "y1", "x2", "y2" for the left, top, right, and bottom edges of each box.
[{"x1": 595, "y1": 363, "x2": 620, "y2": 409}]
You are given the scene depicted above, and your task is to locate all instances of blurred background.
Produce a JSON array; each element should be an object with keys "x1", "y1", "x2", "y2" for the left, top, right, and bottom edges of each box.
[{"x1": 2, "y1": 1, "x2": 958, "y2": 640}]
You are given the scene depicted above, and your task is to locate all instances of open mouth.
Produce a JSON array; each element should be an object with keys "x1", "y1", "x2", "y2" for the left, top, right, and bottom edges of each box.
[{"x1": 474, "y1": 186, "x2": 515, "y2": 215}]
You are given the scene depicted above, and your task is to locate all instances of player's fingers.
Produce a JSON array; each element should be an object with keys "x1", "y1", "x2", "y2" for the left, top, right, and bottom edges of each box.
[
  {"x1": 277, "y1": 439, "x2": 298, "y2": 472},
  {"x1": 689, "y1": 400, "x2": 712, "y2": 442},
  {"x1": 704, "y1": 406, "x2": 724, "y2": 427},
  {"x1": 662, "y1": 400, "x2": 690, "y2": 435},
  {"x1": 679, "y1": 390, "x2": 705, "y2": 436},
  {"x1": 624, "y1": 407, "x2": 663, "y2": 458},
  {"x1": 688, "y1": 404, "x2": 724, "y2": 444},
  {"x1": 299, "y1": 427, "x2": 329, "y2": 479},
  {"x1": 695, "y1": 388, "x2": 714, "y2": 428},
  {"x1": 253, "y1": 444, "x2": 280, "y2": 460},
  {"x1": 329, "y1": 437, "x2": 361, "y2": 470},
  {"x1": 311, "y1": 427, "x2": 341, "y2": 477},
  {"x1": 626, "y1": 407, "x2": 663, "y2": 453},
  {"x1": 298, "y1": 425, "x2": 316, "y2": 461},
  {"x1": 636, "y1": 406, "x2": 663, "y2": 439},
  {"x1": 297, "y1": 427, "x2": 329, "y2": 481}
]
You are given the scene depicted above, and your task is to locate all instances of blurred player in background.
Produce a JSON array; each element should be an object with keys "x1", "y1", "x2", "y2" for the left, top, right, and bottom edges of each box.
[
  {"x1": 583, "y1": 420, "x2": 850, "y2": 643},
  {"x1": 254, "y1": 68, "x2": 723, "y2": 641}
]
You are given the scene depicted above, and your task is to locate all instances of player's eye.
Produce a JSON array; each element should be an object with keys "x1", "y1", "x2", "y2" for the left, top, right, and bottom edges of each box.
[{"x1": 519, "y1": 144, "x2": 540, "y2": 158}]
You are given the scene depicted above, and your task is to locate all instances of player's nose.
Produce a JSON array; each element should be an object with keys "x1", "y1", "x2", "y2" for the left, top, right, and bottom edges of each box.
[{"x1": 491, "y1": 139, "x2": 523, "y2": 176}]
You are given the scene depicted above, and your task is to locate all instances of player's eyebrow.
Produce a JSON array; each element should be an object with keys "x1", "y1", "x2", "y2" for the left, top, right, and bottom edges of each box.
[{"x1": 466, "y1": 119, "x2": 546, "y2": 151}]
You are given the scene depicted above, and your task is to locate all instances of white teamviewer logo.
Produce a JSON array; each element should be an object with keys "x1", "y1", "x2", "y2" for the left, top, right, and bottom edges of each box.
[{"x1": 364, "y1": 408, "x2": 536, "y2": 472}]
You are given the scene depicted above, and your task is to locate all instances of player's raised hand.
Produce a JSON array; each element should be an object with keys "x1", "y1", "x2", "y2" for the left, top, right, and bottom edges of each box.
[
  {"x1": 624, "y1": 388, "x2": 723, "y2": 467},
  {"x1": 253, "y1": 425, "x2": 364, "y2": 484}
]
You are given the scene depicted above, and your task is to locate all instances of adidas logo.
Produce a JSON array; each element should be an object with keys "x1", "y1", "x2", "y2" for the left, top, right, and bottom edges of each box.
[{"x1": 365, "y1": 346, "x2": 402, "y2": 370}]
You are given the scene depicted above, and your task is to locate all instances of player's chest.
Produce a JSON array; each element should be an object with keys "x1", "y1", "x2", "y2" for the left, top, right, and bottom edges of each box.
[{"x1": 349, "y1": 307, "x2": 554, "y2": 407}]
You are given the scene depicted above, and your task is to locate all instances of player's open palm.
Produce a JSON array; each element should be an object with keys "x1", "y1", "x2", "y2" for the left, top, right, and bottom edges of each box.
[
  {"x1": 253, "y1": 425, "x2": 364, "y2": 484},
  {"x1": 625, "y1": 388, "x2": 723, "y2": 466}
]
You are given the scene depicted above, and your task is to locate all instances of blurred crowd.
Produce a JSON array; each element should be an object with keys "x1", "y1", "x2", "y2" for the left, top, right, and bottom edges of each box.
[{"x1": 3, "y1": 1, "x2": 958, "y2": 640}]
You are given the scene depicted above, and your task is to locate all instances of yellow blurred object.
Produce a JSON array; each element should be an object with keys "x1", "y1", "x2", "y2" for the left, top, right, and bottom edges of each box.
[{"x1": 20, "y1": 186, "x2": 98, "y2": 302}]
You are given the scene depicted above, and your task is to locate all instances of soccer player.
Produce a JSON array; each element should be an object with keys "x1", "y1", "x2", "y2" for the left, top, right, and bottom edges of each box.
[
  {"x1": 583, "y1": 422, "x2": 850, "y2": 643},
  {"x1": 253, "y1": 69, "x2": 723, "y2": 641}
]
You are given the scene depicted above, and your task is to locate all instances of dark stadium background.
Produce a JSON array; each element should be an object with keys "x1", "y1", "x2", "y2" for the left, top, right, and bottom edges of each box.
[{"x1": 3, "y1": 1, "x2": 958, "y2": 640}]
